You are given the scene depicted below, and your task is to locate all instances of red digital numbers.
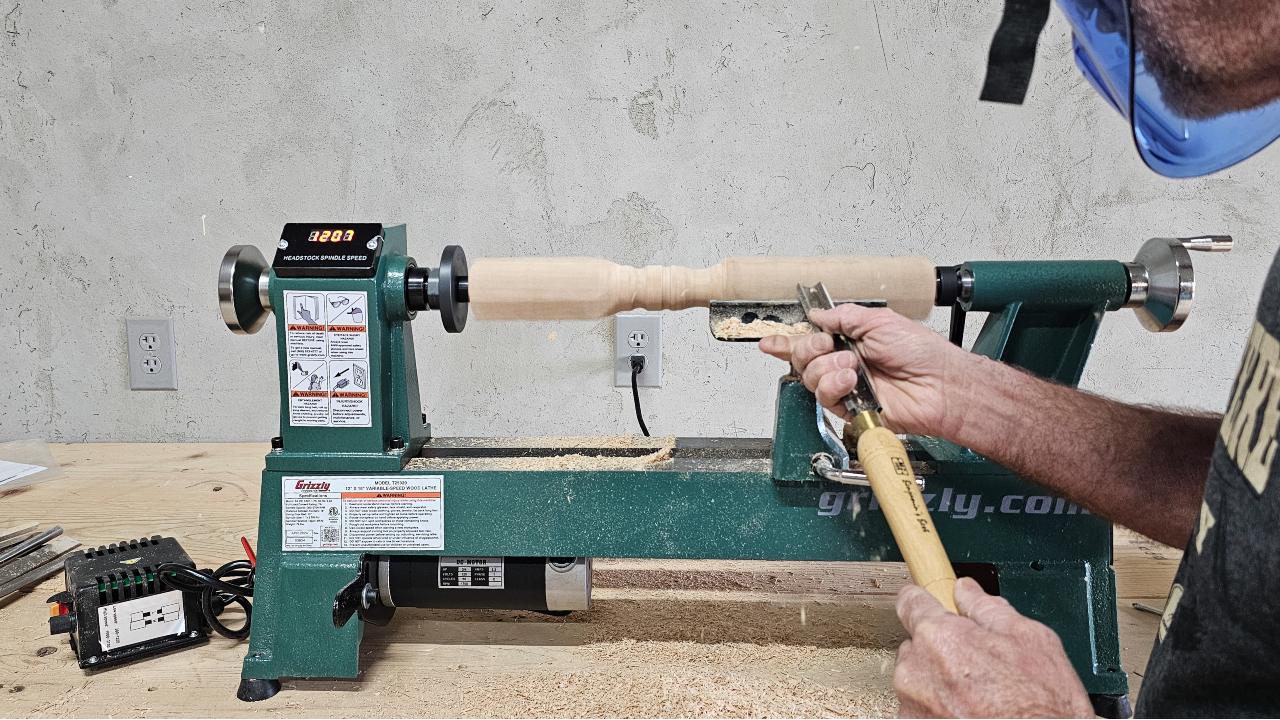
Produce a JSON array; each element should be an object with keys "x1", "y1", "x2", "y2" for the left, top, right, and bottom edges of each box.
[{"x1": 307, "y1": 229, "x2": 356, "y2": 243}]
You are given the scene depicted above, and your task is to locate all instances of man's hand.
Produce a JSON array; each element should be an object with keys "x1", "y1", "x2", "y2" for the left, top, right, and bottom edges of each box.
[
  {"x1": 757, "y1": 300, "x2": 1214, "y2": 549},
  {"x1": 758, "y1": 303, "x2": 978, "y2": 438},
  {"x1": 893, "y1": 577, "x2": 1094, "y2": 718}
]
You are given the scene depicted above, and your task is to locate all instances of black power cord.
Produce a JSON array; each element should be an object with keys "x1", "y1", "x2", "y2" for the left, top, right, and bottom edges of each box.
[
  {"x1": 630, "y1": 353, "x2": 650, "y2": 437},
  {"x1": 157, "y1": 559, "x2": 255, "y2": 640}
]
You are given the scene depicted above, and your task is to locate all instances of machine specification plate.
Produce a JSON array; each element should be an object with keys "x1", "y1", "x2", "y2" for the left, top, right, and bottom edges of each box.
[
  {"x1": 283, "y1": 290, "x2": 371, "y2": 428},
  {"x1": 438, "y1": 557, "x2": 504, "y2": 589},
  {"x1": 282, "y1": 475, "x2": 443, "y2": 551}
]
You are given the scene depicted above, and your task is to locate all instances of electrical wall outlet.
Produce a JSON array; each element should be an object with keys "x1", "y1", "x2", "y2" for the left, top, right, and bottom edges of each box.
[
  {"x1": 126, "y1": 317, "x2": 178, "y2": 391},
  {"x1": 615, "y1": 314, "x2": 661, "y2": 387}
]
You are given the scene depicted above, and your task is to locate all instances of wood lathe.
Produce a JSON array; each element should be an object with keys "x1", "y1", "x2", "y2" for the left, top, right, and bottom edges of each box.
[{"x1": 216, "y1": 224, "x2": 1230, "y2": 717}]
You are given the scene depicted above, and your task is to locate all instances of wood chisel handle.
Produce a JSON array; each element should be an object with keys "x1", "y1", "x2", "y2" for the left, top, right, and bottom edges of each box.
[
  {"x1": 856, "y1": 422, "x2": 958, "y2": 613},
  {"x1": 798, "y1": 281, "x2": 958, "y2": 612}
]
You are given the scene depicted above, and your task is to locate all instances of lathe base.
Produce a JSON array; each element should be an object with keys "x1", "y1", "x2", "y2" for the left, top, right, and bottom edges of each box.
[
  {"x1": 239, "y1": 382, "x2": 1128, "y2": 715},
  {"x1": 240, "y1": 473, "x2": 1127, "y2": 710}
]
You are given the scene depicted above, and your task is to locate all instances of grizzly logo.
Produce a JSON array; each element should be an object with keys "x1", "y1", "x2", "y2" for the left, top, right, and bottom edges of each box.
[{"x1": 294, "y1": 480, "x2": 330, "y2": 491}]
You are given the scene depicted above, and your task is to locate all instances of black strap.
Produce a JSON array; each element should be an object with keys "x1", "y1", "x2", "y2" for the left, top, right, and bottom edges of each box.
[{"x1": 979, "y1": 0, "x2": 1052, "y2": 104}]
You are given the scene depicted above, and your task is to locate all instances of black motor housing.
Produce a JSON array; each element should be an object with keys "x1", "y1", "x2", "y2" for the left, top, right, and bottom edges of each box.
[{"x1": 376, "y1": 556, "x2": 591, "y2": 612}]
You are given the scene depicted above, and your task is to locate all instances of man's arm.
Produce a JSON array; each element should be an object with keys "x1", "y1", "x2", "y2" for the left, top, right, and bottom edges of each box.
[
  {"x1": 760, "y1": 303, "x2": 1216, "y2": 548},
  {"x1": 950, "y1": 351, "x2": 1217, "y2": 548}
]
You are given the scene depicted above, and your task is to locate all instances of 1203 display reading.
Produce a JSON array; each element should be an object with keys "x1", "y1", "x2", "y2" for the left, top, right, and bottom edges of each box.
[
  {"x1": 309, "y1": 229, "x2": 356, "y2": 243},
  {"x1": 273, "y1": 223, "x2": 382, "y2": 278}
]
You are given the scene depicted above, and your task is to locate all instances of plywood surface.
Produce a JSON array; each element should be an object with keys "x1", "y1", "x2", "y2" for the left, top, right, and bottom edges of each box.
[{"x1": 0, "y1": 444, "x2": 1180, "y2": 717}]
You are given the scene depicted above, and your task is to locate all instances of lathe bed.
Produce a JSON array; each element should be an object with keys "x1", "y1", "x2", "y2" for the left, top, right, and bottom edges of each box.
[
  {"x1": 410, "y1": 436, "x2": 771, "y2": 473},
  {"x1": 3, "y1": 443, "x2": 1178, "y2": 717}
]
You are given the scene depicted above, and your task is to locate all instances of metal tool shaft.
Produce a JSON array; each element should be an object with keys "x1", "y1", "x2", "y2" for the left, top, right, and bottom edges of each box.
[
  {"x1": 796, "y1": 283, "x2": 881, "y2": 428},
  {"x1": 0, "y1": 525, "x2": 62, "y2": 568}
]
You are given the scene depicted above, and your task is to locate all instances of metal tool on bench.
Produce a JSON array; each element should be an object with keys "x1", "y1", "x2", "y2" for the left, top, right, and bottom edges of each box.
[
  {"x1": 218, "y1": 226, "x2": 1229, "y2": 716},
  {"x1": 0, "y1": 523, "x2": 80, "y2": 602}
]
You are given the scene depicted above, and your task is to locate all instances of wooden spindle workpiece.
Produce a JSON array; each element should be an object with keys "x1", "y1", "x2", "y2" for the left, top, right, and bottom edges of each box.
[{"x1": 467, "y1": 255, "x2": 936, "y2": 320}]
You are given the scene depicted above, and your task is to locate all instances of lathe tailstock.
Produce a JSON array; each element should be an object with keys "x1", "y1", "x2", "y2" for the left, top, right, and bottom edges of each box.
[{"x1": 219, "y1": 224, "x2": 1229, "y2": 717}]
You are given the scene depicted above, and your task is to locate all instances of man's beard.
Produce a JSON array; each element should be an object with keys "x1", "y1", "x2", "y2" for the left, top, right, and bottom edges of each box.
[{"x1": 1132, "y1": 0, "x2": 1280, "y2": 120}]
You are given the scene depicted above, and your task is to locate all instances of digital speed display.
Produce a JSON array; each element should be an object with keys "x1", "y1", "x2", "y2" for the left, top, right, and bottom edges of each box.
[
  {"x1": 273, "y1": 223, "x2": 383, "y2": 278},
  {"x1": 308, "y1": 229, "x2": 356, "y2": 243}
]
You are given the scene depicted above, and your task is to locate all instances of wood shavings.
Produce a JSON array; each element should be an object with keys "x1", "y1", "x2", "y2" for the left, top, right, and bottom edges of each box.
[
  {"x1": 407, "y1": 435, "x2": 676, "y2": 471},
  {"x1": 591, "y1": 559, "x2": 912, "y2": 595},
  {"x1": 373, "y1": 594, "x2": 906, "y2": 718},
  {"x1": 438, "y1": 664, "x2": 898, "y2": 718},
  {"x1": 425, "y1": 435, "x2": 674, "y2": 450},
  {"x1": 713, "y1": 317, "x2": 813, "y2": 339}
]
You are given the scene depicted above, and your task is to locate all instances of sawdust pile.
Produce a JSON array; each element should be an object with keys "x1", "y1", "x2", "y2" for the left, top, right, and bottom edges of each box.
[
  {"x1": 397, "y1": 595, "x2": 904, "y2": 718},
  {"x1": 590, "y1": 559, "x2": 912, "y2": 596},
  {"x1": 408, "y1": 435, "x2": 676, "y2": 471},
  {"x1": 713, "y1": 317, "x2": 813, "y2": 339},
  {"x1": 427, "y1": 435, "x2": 675, "y2": 450},
  {"x1": 436, "y1": 663, "x2": 898, "y2": 718}
]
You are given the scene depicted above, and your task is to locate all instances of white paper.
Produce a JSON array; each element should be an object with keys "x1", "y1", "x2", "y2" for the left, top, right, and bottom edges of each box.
[
  {"x1": 0, "y1": 459, "x2": 46, "y2": 488},
  {"x1": 97, "y1": 589, "x2": 187, "y2": 651}
]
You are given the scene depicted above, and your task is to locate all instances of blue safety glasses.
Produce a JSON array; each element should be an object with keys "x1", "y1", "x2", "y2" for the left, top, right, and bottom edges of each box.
[{"x1": 1058, "y1": 0, "x2": 1280, "y2": 177}]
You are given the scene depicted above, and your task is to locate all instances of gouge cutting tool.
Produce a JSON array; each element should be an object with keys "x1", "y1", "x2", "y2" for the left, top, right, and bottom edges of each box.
[{"x1": 798, "y1": 282, "x2": 958, "y2": 613}]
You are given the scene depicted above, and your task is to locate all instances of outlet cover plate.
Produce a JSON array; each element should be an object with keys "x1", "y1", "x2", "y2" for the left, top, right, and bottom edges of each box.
[
  {"x1": 127, "y1": 317, "x2": 178, "y2": 391},
  {"x1": 615, "y1": 313, "x2": 661, "y2": 387}
]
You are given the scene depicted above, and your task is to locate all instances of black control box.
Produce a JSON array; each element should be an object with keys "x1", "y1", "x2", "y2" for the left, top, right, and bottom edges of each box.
[
  {"x1": 48, "y1": 536, "x2": 208, "y2": 670},
  {"x1": 271, "y1": 223, "x2": 383, "y2": 278}
]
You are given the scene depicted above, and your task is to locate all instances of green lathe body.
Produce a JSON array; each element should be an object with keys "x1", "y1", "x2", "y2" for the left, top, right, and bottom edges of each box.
[{"x1": 234, "y1": 225, "x2": 1148, "y2": 714}]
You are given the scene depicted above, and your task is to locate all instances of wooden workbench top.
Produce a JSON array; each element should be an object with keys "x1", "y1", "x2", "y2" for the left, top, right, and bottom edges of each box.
[{"x1": 0, "y1": 443, "x2": 1180, "y2": 718}]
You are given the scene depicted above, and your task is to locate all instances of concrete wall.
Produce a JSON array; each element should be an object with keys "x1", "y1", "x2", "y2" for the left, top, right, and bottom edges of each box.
[{"x1": 2, "y1": 0, "x2": 1276, "y2": 443}]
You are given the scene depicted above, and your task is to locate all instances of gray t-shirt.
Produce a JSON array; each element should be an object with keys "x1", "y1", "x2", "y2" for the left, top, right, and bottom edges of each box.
[{"x1": 1136, "y1": 253, "x2": 1280, "y2": 717}]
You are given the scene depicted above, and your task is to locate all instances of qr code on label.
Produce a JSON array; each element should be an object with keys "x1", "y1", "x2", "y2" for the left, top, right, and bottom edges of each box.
[{"x1": 322, "y1": 527, "x2": 339, "y2": 544}]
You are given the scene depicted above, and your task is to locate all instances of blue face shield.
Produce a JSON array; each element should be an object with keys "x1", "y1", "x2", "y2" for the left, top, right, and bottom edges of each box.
[{"x1": 1058, "y1": 0, "x2": 1280, "y2": 177}]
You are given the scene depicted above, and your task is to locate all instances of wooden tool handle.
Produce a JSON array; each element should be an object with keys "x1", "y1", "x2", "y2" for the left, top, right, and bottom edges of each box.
[
  {"x1": 467, "y1": 255, "x2": 936, "y2": 321},
  {"x1": 857, "y1": 425, "x2": 958, "y2": 612}
]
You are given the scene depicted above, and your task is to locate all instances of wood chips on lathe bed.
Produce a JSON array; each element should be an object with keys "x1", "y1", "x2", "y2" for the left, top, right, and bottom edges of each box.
[{"x1": 407, "y1": 435, "x2": 677, "y2": 471}]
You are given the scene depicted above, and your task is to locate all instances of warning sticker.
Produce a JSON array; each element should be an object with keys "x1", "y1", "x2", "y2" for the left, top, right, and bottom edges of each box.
[
  {"x1": 326, "y1": 292, "x2": 368, "y2": 359},
  {"x1": 439, "y1": 557, "x2": 504, "y2": 589},
  {"x1": 282, "y1": 475, "x2": 443, "y2": 551},
  {"x1": 284, "y1": 292, "x2": 327, "y2": 358},
  {"x1": 97, "y1": 589, "x2": 187, "y2": 651},
  {"x1": 288, "y1": 359, "x2": 329, "y2": 426},
  {"x1": 329, "y1": 360, "x2": 371, "y2": 426},
  {"x1": 285, "y1": 291, "x2": 371, "y2": 427}
]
